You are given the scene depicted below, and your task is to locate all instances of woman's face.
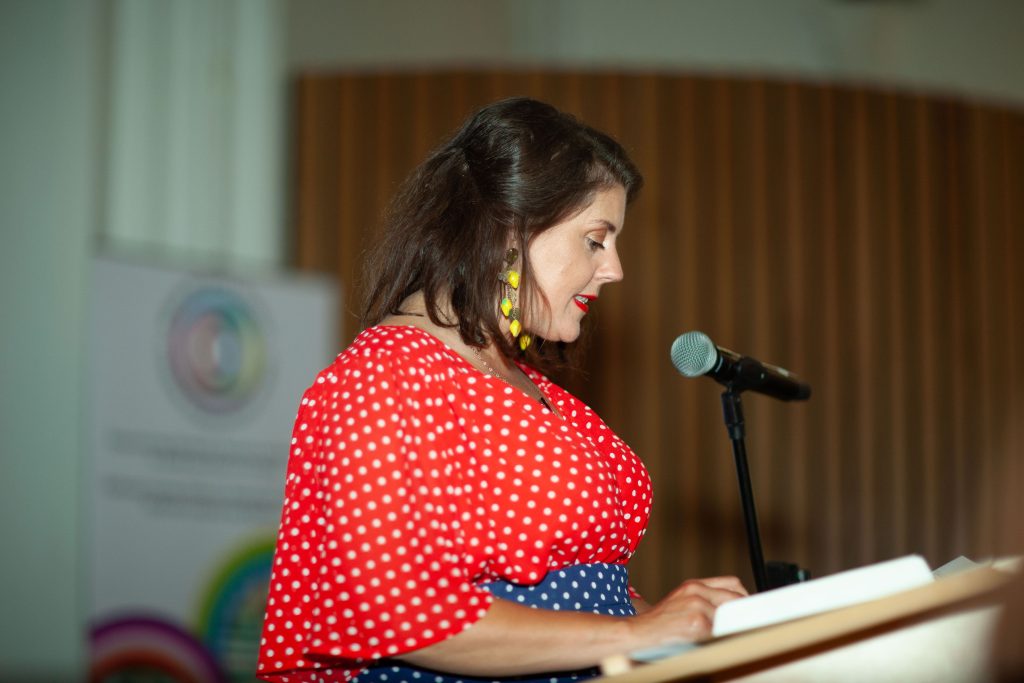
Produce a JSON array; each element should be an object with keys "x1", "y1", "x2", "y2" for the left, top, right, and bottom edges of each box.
[{"x1": 524, "y1": 185, "x2": 627, "y2": 343}]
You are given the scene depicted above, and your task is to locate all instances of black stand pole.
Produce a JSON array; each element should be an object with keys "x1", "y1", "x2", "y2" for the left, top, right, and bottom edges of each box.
[{"x1": 720, "y1": 389, "x2": 770, "y2": 593}]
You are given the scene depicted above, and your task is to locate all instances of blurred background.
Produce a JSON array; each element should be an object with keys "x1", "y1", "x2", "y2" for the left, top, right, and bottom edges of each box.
[{"x1": 2, "y1": 0, "x2": 1023, "y2": 680}]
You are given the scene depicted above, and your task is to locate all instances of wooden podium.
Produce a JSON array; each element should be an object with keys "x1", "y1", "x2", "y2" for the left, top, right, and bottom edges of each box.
[{"x1": 599, "y1": 566, "x2": 1015, "y2": 683}]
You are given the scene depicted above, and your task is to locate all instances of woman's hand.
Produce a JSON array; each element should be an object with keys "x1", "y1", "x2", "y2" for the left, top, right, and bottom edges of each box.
[
  {"x1": 628, "y1": 576, "x2": 748, "y2": 645},
  {"x1": 396, "y1": 576, "x2": 748, "y2": 676}
]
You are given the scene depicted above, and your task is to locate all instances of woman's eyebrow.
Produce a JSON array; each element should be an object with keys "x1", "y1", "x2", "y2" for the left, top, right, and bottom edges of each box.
[{"x1": 588, "y1": 219, "x2": 618, "y2": 234}]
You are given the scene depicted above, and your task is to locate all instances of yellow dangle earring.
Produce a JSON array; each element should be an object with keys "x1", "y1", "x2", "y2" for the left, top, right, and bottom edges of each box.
[{"x1": 499, "y1": 247, "x2": 531, "y2": 350}]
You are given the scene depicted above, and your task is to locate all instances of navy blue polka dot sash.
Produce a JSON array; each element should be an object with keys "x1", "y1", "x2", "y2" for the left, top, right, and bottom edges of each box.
[{"x1": 354, "y1": 562, "x2": 635, "y2": 683}]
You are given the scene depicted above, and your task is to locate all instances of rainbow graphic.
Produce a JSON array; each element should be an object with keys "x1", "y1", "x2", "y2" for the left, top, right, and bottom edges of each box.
[
  {"x1": 89, "y1": 614, "x2": 224, "y2": 683},
  {"x1": 166, "y1": 287, "x2": 267, "y2": 414},
  {"x1": 197, "y1": 538, "x2": 276, "y2": 682}
]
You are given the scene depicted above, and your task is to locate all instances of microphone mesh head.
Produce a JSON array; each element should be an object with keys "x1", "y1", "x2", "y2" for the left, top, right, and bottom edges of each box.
[{"x1": 670, "y1": 331, "x2": 717, "y2": 377}]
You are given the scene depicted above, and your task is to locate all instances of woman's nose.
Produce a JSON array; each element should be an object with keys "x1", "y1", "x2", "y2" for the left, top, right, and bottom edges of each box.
[{"x1": 601, "y1": 249, "x2": 624, "y2": 282}]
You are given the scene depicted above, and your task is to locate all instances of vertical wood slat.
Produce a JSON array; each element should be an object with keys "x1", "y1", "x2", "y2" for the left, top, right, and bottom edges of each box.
[
  {"x1": 292, "y1": 72, "x2": 1024, "y2": 599},
  {"x1": 818, "y1": 86, "x2": 843, "y2": 573},
  {"x1": 632, "y1": 74, "x2": 666, "y2": 591},
  {"x1": 969, "y1": 105, "x2": 995, "y2": 555},
  {"x1": 946, "y1": 100, "x2": 970, "y2": 555},
  {"x1": 851, "y1": 89, "x2": 875, "y2": 564},
  {"x1": 336, "y1": 77, "x2": 357, "y2": 336},
  {"x1": 294, "y1": 79, "x2": 327, "y2": 271},
  {"x1": 1001, "y1": 112, "x2": 1023, "y2": 552},
  {"x1": 711, "y1": 79, "x2": 740, "y2": 577},
  {"x1": 913, "y1": 97, "x2": 941, "y2": 562},
  {"x1": 747, "y1": 82, "x2": 773, "y2": 552},
  {"x1": 782, "y1": 83, "x2": 810, "y2": 567},
  {"x1": 883, "y1": 93, "x2": 909, "y2": 557},
  {"x1": 673, "y1": 76, "x2": 703, "y2": 583}
]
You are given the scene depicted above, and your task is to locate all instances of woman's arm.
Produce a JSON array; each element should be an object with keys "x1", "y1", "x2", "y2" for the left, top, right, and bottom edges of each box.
[
  {"x1": 398, "y1": 576, "x2": 746, "y2": 677},
  {"x1": 631, "y1": 596, "x2": 653, "y2": 614}
]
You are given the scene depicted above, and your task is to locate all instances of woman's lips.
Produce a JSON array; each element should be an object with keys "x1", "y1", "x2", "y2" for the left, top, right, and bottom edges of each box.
[{"x1": 573, "y1": 294, "x2": 595, "y2": 313}]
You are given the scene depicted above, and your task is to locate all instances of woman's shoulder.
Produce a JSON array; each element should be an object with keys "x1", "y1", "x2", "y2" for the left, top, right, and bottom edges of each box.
[
  {"x1": 353, "y1": 323, "x2": 459, "y2": 360},
  {"x1": 346, "y1": 323, "x2": 442, "y2": 355},
  {"x1": 316, "y1": 324, "x2": 461, "y2": 384}
]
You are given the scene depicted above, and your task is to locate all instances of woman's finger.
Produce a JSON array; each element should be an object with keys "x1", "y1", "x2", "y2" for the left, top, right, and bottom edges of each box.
[{"x1": 688, "y1": 575, "x2": 749, "y2": 596}]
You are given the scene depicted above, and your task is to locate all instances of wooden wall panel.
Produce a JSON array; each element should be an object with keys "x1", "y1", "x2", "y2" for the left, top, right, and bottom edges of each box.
[{"x1": 290, "y1": 72, "x2": 1024, "y2": 599}]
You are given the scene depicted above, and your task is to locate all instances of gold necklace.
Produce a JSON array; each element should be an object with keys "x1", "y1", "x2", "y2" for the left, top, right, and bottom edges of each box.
[
  {"x1": 393, "y1": 307, "x2": 557, "y2": 416},
  {"x1": 470, "y1": 346, "x2": 505, "y2": 381},
  {"x1": 470, "y1": 346, "x2": 556, "y2": 415}
]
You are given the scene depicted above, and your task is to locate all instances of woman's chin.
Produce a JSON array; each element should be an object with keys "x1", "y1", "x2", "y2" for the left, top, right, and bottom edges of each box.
[
  {"x1": 524, "y1": 316, "x2": 583, "y2": 344},
  {"x1": 547, "y1": 325, "x2": 582, "y2": 344}
]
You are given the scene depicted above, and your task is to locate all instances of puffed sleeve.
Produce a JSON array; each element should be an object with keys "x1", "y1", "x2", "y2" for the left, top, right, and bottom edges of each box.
[{"x1": 257, "y1": 347, "x2": 493, "y2": 680}]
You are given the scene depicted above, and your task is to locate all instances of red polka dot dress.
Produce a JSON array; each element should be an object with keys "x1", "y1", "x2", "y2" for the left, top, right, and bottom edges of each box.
[{"x1": 257, "y1": 325, "x2": 653, "y2": 682}]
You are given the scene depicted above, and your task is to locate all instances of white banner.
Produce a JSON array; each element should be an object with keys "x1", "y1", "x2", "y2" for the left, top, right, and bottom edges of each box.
[{"x1": 87, "y1": 255, "x2": 338, "y2": 682}]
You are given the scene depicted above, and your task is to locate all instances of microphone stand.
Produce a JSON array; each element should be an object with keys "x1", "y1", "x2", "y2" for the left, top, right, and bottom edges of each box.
[
  {"x1": 720, "y1": 389, "x2": 769, "y2": 593},
  {"x1": 720, "y1": 388, "x2": 811, "y2": 593}
]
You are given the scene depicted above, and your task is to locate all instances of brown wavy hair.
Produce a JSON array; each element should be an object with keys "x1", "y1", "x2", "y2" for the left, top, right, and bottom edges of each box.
[{"x1": 359, "y1": 97, "x2": 643, "y2": 365}]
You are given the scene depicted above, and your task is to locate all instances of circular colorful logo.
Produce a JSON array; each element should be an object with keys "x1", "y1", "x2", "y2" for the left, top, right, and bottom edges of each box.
[
  {"x1": 89, "y1": 614, "x2": 224, "y2": 683},
  {"x1": 197, "y1": 539, "x2": 275, "y2": 682},
  {"x1": 167, "y1": 287, "x2": 267, "y2": 414}
]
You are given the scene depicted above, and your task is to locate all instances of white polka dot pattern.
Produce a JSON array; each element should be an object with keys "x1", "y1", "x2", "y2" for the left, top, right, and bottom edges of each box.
[
  {"x1": 357, "y1": 563, "x2": 634, "y2": 683},
  {"x1": 256, "y1": 326, "x2": 653, "y2": 682}
]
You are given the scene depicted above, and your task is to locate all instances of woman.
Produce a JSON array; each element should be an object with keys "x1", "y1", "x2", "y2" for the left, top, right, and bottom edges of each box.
[{"x1": 257, "y1": 97, "x2": 747, "y2": 683}]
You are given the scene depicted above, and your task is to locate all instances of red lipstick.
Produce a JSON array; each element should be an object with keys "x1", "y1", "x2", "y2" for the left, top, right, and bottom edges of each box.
[{"x1": 573, "y1": 294, "x2": 596, "y2": 313}]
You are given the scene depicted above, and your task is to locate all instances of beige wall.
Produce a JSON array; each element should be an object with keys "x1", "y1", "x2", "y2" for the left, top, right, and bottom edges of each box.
[{"x1": 286, "y1": 0, "x2": 1024, "y2": 107}]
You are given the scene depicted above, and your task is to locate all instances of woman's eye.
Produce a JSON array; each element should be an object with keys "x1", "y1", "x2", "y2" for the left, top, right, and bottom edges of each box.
[{"x1": 587, "y1": 238, "x2": 605, "y2": 251}]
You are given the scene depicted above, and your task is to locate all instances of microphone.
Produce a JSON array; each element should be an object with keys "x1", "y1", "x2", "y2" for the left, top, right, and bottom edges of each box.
[{"x1": 670, "y1": 331, "x2": 811, "y2": 401}]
